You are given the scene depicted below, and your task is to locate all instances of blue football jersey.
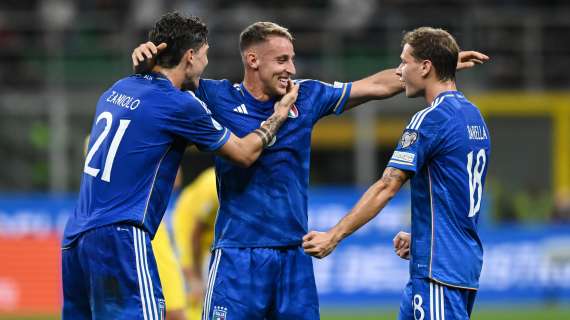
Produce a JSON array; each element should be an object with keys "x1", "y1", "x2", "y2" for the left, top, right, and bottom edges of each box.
[
  {"x1": 388, "y1": 91, "x2": 490, "y2": 290},
  {"x1": 195, "y1": 79, "x2": 352, "y2": 248},
  {"x1": 63, "y1": 73, "x2": 230, "y2": 247}
]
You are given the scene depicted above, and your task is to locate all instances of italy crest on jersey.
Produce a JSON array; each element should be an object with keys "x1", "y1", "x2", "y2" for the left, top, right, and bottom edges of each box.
[
  {"x1": 213, "y1": 306, "x2": 227, "y2": 320},
  {"x1": 288, "y1": 104, "x2": 299, "y2": 118}
]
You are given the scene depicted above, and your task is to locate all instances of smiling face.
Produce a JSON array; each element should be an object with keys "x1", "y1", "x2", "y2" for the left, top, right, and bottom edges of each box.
[
  {"x1": 251, "y1": 36, "x2": 296, "y2": 97},
  {"x1": 396, "y1": 43, "x2": 427, "y2": 98}
]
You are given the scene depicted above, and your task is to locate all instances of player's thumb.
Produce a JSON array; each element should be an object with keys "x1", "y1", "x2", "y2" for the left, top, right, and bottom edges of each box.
[
  {"x1": 303, "y1": 231, "x2": 317, "y2": 241},
  {"x1": 157, "y1": 42, "x2": 168, "y2": 52}
]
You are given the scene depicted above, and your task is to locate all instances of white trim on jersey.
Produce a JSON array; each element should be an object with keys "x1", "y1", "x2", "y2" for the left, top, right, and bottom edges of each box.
[
  {"x1": 203, "y1": 249, "x2": 222, "y2": 320},
  {"x1": 428, "y1": 167, "x2": 435, "y2": 278},
  {"x1": 388, "y1": 159, "x2": 415, "y2": 166},
  {"x1": 141, "y1": 146, "x2": 172, "y2": 225},
  {"x1": 217, "y1": 128, "x2": 230, "y2": 144},
  {"x1": 406, "y1": 94, "x2": 454, "y2": 131},
  {"x1": 332, "y1": 82, "x2": 348, "y2": 113}
]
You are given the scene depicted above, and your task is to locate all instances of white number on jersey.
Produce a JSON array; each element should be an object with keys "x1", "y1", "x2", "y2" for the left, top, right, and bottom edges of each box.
[
  {"x1": 467, "y1": 148, "x2": 486, "y2": 217},
  {"x1": 84, "y1": 111, "x2": 131, "y2": 182},
  {"x1": 413, "y1": 294, "x2": 425, "y2": 320}
]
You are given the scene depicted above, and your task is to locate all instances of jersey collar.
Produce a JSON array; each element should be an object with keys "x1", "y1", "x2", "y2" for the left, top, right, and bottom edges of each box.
[
  {"x1": 434, "y1": 90, "x2": 462, "y2": 101},
  {"x1": 239, "y1": 83, "x2": 277, "y2": 112}
]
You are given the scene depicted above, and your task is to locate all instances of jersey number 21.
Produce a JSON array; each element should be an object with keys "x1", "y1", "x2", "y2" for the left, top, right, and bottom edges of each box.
[{"x1": 84, "y1": 111, "x2": 131, "y2": 182}]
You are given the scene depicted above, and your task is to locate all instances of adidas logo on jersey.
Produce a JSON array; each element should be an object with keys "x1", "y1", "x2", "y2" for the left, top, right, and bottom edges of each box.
[{"x1": 233, "y1": 104, "x2": 248, "y2": 114}]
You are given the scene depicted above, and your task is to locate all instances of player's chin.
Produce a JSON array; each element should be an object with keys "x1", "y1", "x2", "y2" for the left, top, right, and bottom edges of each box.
[
  {"x1": 273, "y1": 84, "x2": 287, "y2": 96},
  {"x1": 405, "y1": 87, "x2": 421, "y2": 98}
]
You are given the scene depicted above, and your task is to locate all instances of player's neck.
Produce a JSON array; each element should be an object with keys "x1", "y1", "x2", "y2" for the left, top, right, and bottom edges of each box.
[
  {"x1": 242, "y1": 72, "x2": 271, "y2": 102},
  {"x1": 424, "y1": 80, "x2": 457, "y2": 105},
  {"x1": 152, "y1": 66, "x2": 184, "y2": 89}
]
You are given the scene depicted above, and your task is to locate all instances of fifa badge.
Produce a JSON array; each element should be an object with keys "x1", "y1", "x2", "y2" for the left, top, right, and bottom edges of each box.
[{"x1": 400, "y1": 130, "x2": 418, "y2": 148}]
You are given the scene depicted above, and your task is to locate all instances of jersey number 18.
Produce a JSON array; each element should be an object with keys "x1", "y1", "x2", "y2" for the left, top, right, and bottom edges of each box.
[{"x1": 467, "y1": 148, "x2": 486, "y2": 217}]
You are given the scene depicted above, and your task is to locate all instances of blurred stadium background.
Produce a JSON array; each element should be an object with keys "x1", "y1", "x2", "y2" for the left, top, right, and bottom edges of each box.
[{"x1": 1, "y1": 0, "x2": 569, "y2": 319}]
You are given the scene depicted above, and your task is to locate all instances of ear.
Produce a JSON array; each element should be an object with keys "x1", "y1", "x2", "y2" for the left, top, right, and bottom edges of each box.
[
  {"x1": 184, "y1": 48, "x2": 196, "y2": 66},
  {"x1": 420, "y1": 60, "x2": 432, "y2": 78},
  {"x1": 244, "y1": 50, "x2": 259, "y2": 70}
]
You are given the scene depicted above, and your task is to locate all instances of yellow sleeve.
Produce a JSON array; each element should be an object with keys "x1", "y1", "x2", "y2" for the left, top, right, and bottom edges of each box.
[
  {"x1": 172, "y1": 168, "x2": 219, "y2": 269},
  {"x1": 151, "y1": 223, "x2": 186, "y2": 310}
]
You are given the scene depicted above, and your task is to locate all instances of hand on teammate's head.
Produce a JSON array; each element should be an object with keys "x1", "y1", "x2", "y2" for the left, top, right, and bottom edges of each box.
[
  {"x1": 132, "y1": 42, "x2": 167, "y2": 73},
  {"x1": 457, "y1": 50, "x2": 490, "y2": 70}
]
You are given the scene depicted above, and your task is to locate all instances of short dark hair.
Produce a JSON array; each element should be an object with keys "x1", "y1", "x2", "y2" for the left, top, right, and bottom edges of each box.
[
  {"x1": 239, "y1": 22, "x2": 293, "y2": 52},
  {"x1": 148, "y1": 12, "x2": 208, "y2": 68},
  {"x1": 402, "y1": 27, "x2": 459, "y2": 81}
]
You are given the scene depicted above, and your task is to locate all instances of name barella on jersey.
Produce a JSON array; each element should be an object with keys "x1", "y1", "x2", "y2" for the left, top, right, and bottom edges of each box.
[
  {"x1": 387, "y1": 91, "x2": 491, "y2": 290},
  {"x1": 195, "y1": 79, "x2": 352, "y2": 248},
  {"x1": 62, "y1": 73, "x2": 230, "y2": 247}
]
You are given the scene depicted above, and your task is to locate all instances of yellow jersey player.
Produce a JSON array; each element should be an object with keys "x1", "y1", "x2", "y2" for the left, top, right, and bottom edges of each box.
[
  {"x1": 152, "y1": 168, "x2": 187, "y2": 320},
  {"x1": 172, "y1": 167, "x2": 218, "y2": 320}
]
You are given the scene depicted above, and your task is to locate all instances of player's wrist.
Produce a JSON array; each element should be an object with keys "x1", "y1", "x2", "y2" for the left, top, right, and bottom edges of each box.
[
  {"x1": 329, "y1": 227, "x2": 345, "y2": 245},
  {"x1": 274, "y1": 102, "x2": 291, "y2": 118}
]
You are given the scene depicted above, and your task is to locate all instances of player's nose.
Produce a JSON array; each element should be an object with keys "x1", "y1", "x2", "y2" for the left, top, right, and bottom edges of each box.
[
  {"x1": 395, "y1": 64, "x2": 403, "y2": 76},
  {"x1": 286, "y1": 60, "x2": 296, "y2": 76}
]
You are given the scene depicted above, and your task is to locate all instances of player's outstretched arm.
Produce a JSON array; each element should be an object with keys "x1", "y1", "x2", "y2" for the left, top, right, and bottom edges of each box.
[
  {"x1": 215, "y1": 81, "x2": 299, "y2": 167},
  {"x1": 302, "y1": 167, "x2": 410, "y2": 259},
  {"x1": 344, "y1": 50, "x2": 489, "y2": 111}
]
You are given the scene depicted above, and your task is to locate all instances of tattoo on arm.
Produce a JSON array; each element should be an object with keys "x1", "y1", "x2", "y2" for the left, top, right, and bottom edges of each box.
[
  {"x1": 380, "y1": 167, "x2": 409, "y2": 186},
  {"x1": 254, "y1": 112, "x2": 286, "y2": 147}
]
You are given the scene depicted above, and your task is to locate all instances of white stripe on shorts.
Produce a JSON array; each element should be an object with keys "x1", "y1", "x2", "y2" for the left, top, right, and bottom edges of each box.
[
  {"x1": 440, "y1": 284, "x2": 445, "y2": 320},
  {"x1": 202, "y1": 249, "x2": 222, "y2": 320},
  {"x1": 139, "y1": 228, "x2": 159, "y2": 320},
  {"x1": 435, "y1": 283, "x2": 440, "y2": 320},
  {"x1": 133, "y1": 227, "x2": 150, "y2": 320},
  {"x1": 429, "y1": 282, "x2": 434, "y2": 320}
]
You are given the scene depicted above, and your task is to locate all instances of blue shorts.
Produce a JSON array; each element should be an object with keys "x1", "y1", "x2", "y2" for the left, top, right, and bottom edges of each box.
[
  {"x1": 398, "y1": 278, "x2": 477, "y2": 320},
  {"x1": 202, "y1": 246, "x2": 319, "y2": 320},
  {"x1": 62, "y1": 224, "x2": 165, "y2": 320}
]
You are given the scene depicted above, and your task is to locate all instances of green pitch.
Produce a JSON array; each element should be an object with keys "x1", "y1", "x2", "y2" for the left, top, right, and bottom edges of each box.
[
  {"x1": 1, "y1": 306, "x2": 568, "y2": 320},
  {"x1": 320, "y1": 305, "x2": 570, "y2": 320}
]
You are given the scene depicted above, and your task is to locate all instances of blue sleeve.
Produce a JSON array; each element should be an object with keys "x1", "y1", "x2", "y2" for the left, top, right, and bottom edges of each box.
[
  {"x1": 195, "y1": 79, "x2": 228, "y2": 114},
  {"x1": 387, "y1": 110, "x2": 442, "y2": 174},
  {"x1": 299, "y1": 80, "x2": 352, "y2": 123},
  {"x1": 166, "y1": 94, "x2": 230, "y2": 152}
]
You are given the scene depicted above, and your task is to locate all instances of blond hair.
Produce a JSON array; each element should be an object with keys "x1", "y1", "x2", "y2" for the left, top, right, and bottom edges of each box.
[{"x1": 239, "y1": 22, "x2": 293, "y2": 52}]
